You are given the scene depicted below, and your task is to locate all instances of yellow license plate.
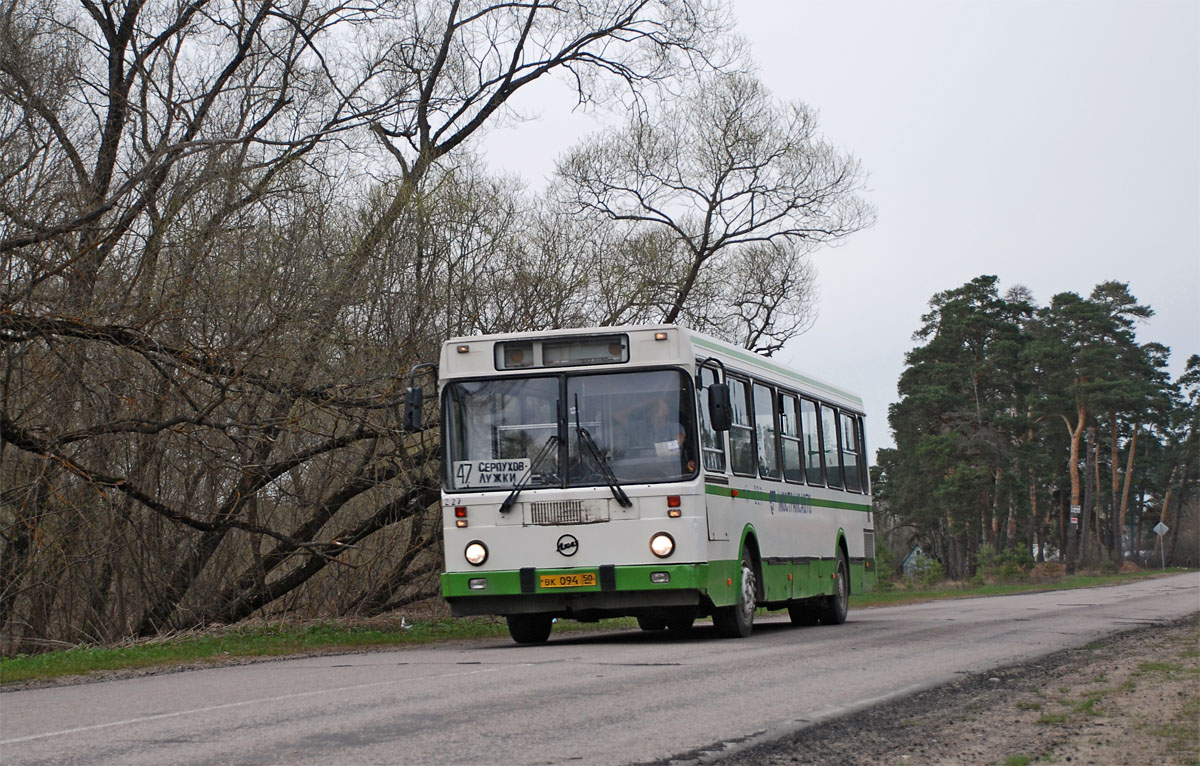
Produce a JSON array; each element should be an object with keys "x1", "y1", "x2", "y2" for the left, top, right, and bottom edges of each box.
[{"x1": 539, "y1": 572, "x2": 597, "y2": 589}]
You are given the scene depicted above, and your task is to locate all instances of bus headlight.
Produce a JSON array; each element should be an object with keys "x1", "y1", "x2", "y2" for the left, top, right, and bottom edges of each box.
[
  {"x1": 464, "y1": 541, "x2": 489, "y2": 566},
  {"x1": 649, "y1": 532, "x2": 675, "y2": 559}
]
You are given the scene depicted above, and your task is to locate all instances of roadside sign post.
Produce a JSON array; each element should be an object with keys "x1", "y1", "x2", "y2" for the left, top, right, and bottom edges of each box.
[{"x1": 1153, "y1": 522, "x2": 1169, "y2": 570}]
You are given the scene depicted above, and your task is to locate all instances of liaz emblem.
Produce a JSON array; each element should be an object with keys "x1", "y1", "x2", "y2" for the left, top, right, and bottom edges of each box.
[{"x1": 556, "y1": 534, "x2": 579, "y2": 557}]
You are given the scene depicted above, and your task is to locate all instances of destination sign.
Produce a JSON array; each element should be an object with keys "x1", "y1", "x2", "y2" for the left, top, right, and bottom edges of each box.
[{"x1": 453, "y1": 459, "x2": 531, "y2": 489}]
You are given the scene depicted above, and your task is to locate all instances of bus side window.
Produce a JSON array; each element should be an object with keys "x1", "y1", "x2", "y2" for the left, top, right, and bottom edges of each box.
[
  {"x1": 840, "y1": 412, "x2": 861, "y2": 493},
  {"x1": 728, "y1": 378, "x2": 756, "y2": 476},
  {"x1": 753, "y1": 382, "x2": 780, "y2": 479},
  {"x1": 698, "y1": 367, "x2": 727, "y2": 472},
  {"x1": 821, "y1": 404, "x2": 844, "y2": 489},
  {"x1": 800, "y1": 398, "x2": 824, "y2": 485},
  {"x1": 780, "y1": 394, "x2": 804, "y2": 483}
]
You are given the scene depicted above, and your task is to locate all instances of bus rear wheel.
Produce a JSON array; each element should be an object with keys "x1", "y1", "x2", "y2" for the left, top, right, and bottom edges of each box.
[
  {"x1": 818, "y1": 553, "x2": 850, "y2": 625},
  {"x1": 713, "y1": 549, "x2": 756, "y2": 638},
  {"x1": 506, "y1": 614, "x2": 553, "y2": 644}
]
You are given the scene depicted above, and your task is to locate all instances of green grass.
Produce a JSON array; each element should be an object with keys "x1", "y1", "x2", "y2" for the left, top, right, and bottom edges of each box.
[
  {"x1": 1, "y1": 619, "x2": 505, "y2": 685},
  {"x1": 0, "y1": 617, "x2": 634, "y2": 686},
  {"x1": 850, "y1": 568, "x2": 1189, "y2": 609},
  {"x1": 1037, "y1": 712, "x2": 1069, "y2": 725},
  {"x1": 1, "y1": 568, "x2": 1188, "y2": 686},
  {"x1": 1002, "y1": 755, "x2": 1031, "y2": 766},
  {"x1": 1136, "y1": 661, "x2": 1188, "y2": 675},
  {"x1": 1074, "y1": 693, "x2": 1104, "y2": 716}
]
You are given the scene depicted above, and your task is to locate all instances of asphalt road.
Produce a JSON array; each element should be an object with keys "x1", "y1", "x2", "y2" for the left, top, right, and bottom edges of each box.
[{"x1": 1, "y1": 573, "x2": 1196, "y2": 766}]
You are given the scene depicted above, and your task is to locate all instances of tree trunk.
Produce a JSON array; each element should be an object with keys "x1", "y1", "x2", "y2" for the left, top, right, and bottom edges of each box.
[
  {"x1": 1078, "y1": 425, "x2": 1097, "y2": 569},
  {"x1": 1062, "y1": 408, "x2": 1086, "y2": 573},
  {"x1": 1113, "y1": 426, "x2": 1138, "y2": 563},
  {"x1": 1154, "y1": 465, "x2": 1178, "y2": 566},
  {"x1": 1166, "y1": 467, "x2": 1188, "y2": 565},
  {"x1": 1134, "y1": 487, "x2": 1146, "y2": 565},
  {"x1": 989, "y1": 474, "x2": 1001, "y2": 546},
  {"x1": 1108, "y1": 417, "x2": 1118, "y2": 554}
]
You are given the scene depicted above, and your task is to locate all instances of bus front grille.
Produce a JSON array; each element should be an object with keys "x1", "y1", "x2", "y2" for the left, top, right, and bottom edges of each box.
[{"x1": 528, "y1": 500, "x2": 609, "y2": 525}]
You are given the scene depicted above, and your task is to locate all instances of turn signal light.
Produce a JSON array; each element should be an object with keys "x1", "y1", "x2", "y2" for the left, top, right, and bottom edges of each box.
[{"x1": 454, "y1": 506, "x2": 467, "y2": 517}]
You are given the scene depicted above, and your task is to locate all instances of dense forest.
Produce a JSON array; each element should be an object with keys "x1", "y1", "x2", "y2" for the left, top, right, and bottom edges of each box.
[
  {"x1": 876, "y1": 276, "x2": 1198, "y2": 580},
  {"x1": 0, "y1": 1, "x2": 874, "y2": 652}
]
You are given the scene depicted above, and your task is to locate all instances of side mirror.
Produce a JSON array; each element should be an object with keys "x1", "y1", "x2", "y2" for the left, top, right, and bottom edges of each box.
[
  {"x1": 708, "y1": 383, "x2": 732, "y2": 432},
  {"x1": 403, "y1": 386, "x2": 424, "y2": 432}
]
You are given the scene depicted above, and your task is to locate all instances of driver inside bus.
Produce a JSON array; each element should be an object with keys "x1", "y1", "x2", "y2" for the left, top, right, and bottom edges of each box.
[
  {"x1": 615, "y1": 396, "x2": 694, "y2": 472},
  {"x1": 646, "y1": 398, "x2": 685, "y2": 454}
]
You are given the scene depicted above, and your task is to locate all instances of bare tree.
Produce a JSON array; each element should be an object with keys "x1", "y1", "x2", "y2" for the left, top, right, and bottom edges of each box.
[
  {"x1": 0, "y1": 0, "x2": 734, "y2": 650},
  {"x1": 555, "y1": 71, "x2": 872, "y2": 353},
  {"x1": 354, "y1": 0, "x2": 732, "y2": 293}
]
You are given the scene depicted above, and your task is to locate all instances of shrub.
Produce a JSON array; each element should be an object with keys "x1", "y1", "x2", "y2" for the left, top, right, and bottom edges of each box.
[{"x1": 909, "y1": 553, "x2": 944, "y2": 587}]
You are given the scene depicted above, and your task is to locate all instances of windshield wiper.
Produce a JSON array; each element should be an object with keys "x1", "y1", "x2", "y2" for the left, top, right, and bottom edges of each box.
[
  {"x1": 574, "y1": 396, "x2": 633, "y2": 508},
  {"x1": 499, "y1": 434, "x2": 560, "y2": 514}
]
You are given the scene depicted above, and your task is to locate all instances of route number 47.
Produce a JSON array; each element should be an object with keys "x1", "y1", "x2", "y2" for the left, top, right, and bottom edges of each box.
[{"x1": 456, "y1": 463, "x2": 473, "y2": 486}]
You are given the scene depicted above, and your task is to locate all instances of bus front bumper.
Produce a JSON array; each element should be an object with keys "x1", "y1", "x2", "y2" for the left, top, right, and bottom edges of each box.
[{"x1": 442, "y1": 563, "x2": 707, "y2": 617}]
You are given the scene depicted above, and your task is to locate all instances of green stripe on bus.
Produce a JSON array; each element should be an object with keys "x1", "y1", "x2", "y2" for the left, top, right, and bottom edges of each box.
[
  {"x1": 705, "y1": 483, "x2": 872, "y2": 513},
  {"x1": 689, "y1": 336, "x2": 863, "y2": 408}
]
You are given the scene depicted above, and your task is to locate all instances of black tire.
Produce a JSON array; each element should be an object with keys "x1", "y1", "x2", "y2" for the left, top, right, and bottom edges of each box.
[
  {"x1": 713, "y1": 548, "x2": 756, "y2": 638},
  {"x1": 637, "y1": 616, "x2": 667, "y2": 631},
  {"x1": 818, "y1": 553, "x2": 850, "y2": 625},
  {"x1": 506, "y1": 614, "x2": 554, "y2": 644}
]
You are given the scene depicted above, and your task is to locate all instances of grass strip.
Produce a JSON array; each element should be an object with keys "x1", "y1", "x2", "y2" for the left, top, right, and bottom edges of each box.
[
  {"x1": 1, "y1": 569, "x2": 1188, "y2": 686},
  {"x1": 849, "y1": 568, "x2": 1188, "y2": 609}
]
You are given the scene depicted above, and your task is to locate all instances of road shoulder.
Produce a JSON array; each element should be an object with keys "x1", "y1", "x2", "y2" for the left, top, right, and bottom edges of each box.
[{"x1": 674, "y1": 614, "x2": 1200, "y2": 766}]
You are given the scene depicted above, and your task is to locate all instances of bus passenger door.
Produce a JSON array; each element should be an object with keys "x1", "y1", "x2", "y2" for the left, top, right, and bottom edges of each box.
[
  {"x1": 705, "y1": 484, "x2": 732, "y2": 541},
  {"x1": 697, "y1": 367, "x2": 733, "y2": 541}
]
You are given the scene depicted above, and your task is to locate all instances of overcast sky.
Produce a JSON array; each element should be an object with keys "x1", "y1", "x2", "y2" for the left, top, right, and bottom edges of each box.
[{"x1": 483, "y1": 0, "x2": 1200, "y2": 459}]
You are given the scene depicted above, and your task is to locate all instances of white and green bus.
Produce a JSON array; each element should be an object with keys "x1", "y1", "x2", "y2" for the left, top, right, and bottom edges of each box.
[{"x1": 409, "y1": 325, "x2": 875, "y2": 644}]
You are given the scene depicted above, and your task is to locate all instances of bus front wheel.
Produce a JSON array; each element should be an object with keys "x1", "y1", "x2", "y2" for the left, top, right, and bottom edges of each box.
[
  {"x1": 506, "y1": 614, "x2": 553, "y2": 644},
  {"x1": 713, "y1": 549, "x2": 756, "y2": 638}
]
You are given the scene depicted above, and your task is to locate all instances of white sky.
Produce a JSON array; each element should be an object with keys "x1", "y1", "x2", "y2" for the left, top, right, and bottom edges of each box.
[{"x1": 482, "y1": 0, "x2": 1200, "y2": 460}]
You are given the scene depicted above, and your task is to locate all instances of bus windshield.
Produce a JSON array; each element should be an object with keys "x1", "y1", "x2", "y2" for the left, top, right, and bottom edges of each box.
[{"x1": 443, "y1": 370, "x2": 695, "y2": 492}]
